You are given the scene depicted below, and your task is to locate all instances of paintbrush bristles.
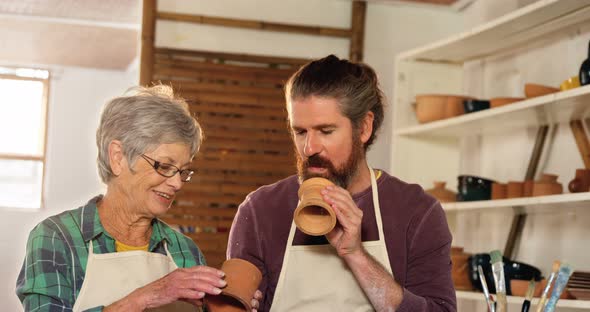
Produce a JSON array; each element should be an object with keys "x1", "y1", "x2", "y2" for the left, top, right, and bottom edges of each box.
[
  {"x1": 490, "y1": 250, "x2": 503, "y2": 264},
  {"x1": 552, "y1": 260, "x2": 561, "y2": 273},
  {"x1": 525, "y1": 280, "x2": 536, "y2": 300}
]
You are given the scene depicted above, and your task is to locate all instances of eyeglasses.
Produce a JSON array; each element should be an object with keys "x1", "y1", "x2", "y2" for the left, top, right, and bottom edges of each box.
[{"x1": 140, "y1": 154, "x2": 195, "y2": 182}]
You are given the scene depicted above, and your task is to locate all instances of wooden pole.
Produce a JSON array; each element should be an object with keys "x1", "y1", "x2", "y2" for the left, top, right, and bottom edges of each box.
[
  {"x1": 140, "y1": 0, "x2": 157, "y2": 86},
  {"x1": 350, "y1": 1, "x2": 367, "y2": 62},
  {"x1": 156, "y1": 12, "x2": 351, "y2": 38},
  {"x1": 570, "y1": 119, "x2": 590, "y2": 169}
]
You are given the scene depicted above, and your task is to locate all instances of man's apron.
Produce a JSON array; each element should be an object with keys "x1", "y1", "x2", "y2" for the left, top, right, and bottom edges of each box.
[
  {"x1": 270, "y1": 167, "x2": 393, "y2": 312},
  {"x1": 73, "y1": 240, "x2": 197, "y2": 311}
]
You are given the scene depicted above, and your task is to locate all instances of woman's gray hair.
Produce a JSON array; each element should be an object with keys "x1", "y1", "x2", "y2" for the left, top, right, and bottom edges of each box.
[{"x1": 96, "y1": 84, "x2": 202, "y2": 183}]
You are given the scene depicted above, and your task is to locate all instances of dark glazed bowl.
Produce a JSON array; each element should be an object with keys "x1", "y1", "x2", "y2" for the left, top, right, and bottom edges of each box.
[
  {"x1": 468, "y1": 253, "x2": 542, "y2": 295},
  {"x1": 463, "y1": 99, "x2": 490, "y2": 114},
  {"x1": 457, "y1": 175, "x2": 495, "y2": 201}
]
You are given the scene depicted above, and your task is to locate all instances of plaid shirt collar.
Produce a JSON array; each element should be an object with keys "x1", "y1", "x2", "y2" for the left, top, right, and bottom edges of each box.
[{"x1": 79, "y1": 195, "x2": 173, "y2": 250}]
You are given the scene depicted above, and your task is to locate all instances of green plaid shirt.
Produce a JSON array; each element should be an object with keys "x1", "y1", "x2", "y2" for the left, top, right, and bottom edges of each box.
[{"x1": 16, "y1": 196, "x2": 206, "y2": 311}]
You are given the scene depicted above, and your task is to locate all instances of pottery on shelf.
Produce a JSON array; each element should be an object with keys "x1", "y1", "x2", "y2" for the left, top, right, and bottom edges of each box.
[
  {"x1": 451, "y1": 246, "x2": 474, "y2": 291},
  {"x1": 414, "y1": 94, "x2": 472, "y2": 123},
  {"x1": 532, "y1": 173, "x2": 563, "y2": 196},
  {"x1": 524, "y1": 83, "x2": 559, "y2": 98},
  {"x1": 506, "y1": 181, "x2": 524, "y2": 198},
  {"x1": 568, "y1": 169, "x2": 590, "y2": 193},
  {"x1": 491, "y1": 183, "x2": 507, "y2": 200},
  {"x1": 579, "y1": 40, "x2": 590, "y2": 86},
  {"x1": 205, "y1": 259, "x2": 263, "y2": 312},
  {"x1": 425, "y1": 181, "x2": 456, "y2": 203},
  {"x1": 293, "y1": 177, "x2": 336, "y2": 236}
]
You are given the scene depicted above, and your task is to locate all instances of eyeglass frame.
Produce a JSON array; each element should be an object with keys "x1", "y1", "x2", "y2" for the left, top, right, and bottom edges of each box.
[{"x1": 140, "y1": 154, "x2": 195, "y2": 182}]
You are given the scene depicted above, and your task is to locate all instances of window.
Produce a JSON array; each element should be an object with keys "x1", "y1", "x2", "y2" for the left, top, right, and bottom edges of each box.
[{"x1": 0, "y1": 67, "x2": 49, "y2": 209}]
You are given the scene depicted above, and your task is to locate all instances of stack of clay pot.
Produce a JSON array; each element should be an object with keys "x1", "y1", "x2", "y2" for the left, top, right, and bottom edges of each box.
[
  {"x1": 532, "y1": 173, "x2": 563, "y2": 197},
  {"x1": 491, "y1": 180, "x2": 535, "y2": 199},
  {"x1": 451, "y1": 247, "x2": 473, "y2": 291},
  {"x1": 425, "y1": 181, "x2": 456, "y2": 203}
]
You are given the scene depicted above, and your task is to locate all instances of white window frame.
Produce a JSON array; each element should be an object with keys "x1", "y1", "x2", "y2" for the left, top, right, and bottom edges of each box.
[{"x1": 0, "y1": 69, "x2": 50, "y2": 210}]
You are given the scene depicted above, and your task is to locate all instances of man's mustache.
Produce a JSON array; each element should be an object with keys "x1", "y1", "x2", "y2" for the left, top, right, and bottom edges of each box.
[{"x1": 305, "y1": 154, "x2": 332, "y2": 168}]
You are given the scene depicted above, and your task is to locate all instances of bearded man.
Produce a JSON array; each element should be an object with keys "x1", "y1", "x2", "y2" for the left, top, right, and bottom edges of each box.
[{"x1": 227, "y1": 55, "x2": 456, "y2": 312}]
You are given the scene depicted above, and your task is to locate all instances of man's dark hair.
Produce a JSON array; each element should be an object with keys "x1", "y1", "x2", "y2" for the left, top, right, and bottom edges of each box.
[{"x1": 285, "y1": 54, "x2": 385, "y2": 150}]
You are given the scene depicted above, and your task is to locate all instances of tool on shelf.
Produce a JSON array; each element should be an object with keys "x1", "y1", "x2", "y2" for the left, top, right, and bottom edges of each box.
[
  {"x1": 535, "y1": 260, "x2": 561, "y2": 312},
  {"x1": 478, "y1": 264, "x2": 495, "y2": 312},
  {"x1": 570, "y1": 120, "x2": 590, "y2": 169},
  {"x1": 521, "y1": 279, "x2": 536, "y2": 312},
  {"x1": 543, "y1": 263, "x2": 573, "y2": 312},
  {"x1": 490, "y1": 250, "x2": 507, "y2": 312}
]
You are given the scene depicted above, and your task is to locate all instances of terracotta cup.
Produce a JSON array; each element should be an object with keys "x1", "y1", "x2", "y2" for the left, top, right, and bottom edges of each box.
[
  {"x1": 491, "y1": 183, "x2": 507, "y2": 199},
  {"x1": 506, "y1": 181, "x2": 524, "y2": 198},
  {"x1": 425, "y1": 181, "x2": 456, "y2": 203},
  {"x1": 568, "y1": 169, "x2": 590, "y2": 193},
  {"x1": 451, "y1": 246, "x2": 473, "y2": 290},
  {"x1": 293, "y1": 177, "x2": 336, "y2": 236},
  {"x1": 205, "y1": 259, "x2": 263, "y2": 312}
]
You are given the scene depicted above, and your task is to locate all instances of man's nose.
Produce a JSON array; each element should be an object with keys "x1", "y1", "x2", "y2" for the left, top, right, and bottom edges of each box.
[{"x1": 304, "y1": 133, "x2": 321, "y2": 157}]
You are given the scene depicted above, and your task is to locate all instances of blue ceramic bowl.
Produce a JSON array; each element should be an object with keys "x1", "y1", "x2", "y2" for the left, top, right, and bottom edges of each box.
[{"x1": 457, "y1": 175, "x2": 495, "y2": 201}]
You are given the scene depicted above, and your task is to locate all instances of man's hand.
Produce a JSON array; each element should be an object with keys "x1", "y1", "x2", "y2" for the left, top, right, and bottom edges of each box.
[{"x1": 322, "y1": 185, "x2": 364, "y2": 258}]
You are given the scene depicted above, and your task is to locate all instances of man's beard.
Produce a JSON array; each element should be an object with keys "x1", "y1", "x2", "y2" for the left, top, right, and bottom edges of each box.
[{"x1": 296, "y1": 131, "x2": 364, "y2": 189}]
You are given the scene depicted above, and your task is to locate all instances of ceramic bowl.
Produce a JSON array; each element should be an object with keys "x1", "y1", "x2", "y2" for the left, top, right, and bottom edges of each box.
[
  {"x1": 463, "y1": 99, "x2": 490, "y2": 114},
  {"x1": 524, "y1": 83, "x2": 559, "y2": 98},
  {"x1": 490, "y1": 97, "x2": 525, "y2": 108},
  {"x1": 457, "y1": 175, "x2": 495, "y2": 201},
  {"x1": 468, "y1": 254, "x2": 542, "y2": 295},
  {"x1": 560, "y1": 76, "x2": 581, "y2": 91},
  {"x1": 415, "y1": 94, "x2": 471, "y2": 123}
]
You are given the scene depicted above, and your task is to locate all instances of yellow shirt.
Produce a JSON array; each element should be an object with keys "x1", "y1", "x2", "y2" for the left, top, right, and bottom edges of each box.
[{"x1": 115, "y1": 240, "x2": 149, "y2": 252}]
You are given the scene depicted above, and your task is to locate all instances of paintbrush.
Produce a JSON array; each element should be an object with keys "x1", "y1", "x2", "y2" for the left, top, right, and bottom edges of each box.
[
  {"x1": 521, "y1": 279, "x2": 536, "y2": 312},
  {"x1": 478, "y1": 265, "x2": 495, "y2": 312},
  {"x1": 535, "y1": 260, "x2": 560, "y2": 312},
  {"x1": 543, "y1": 263, "x2": 573, "y2": 312},
  {"x1": 490, "y1": 250, "x2": 507, "y2": 312}
]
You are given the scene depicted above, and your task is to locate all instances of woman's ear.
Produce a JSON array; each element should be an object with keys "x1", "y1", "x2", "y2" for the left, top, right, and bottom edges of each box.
[
  {"x1": 360, "y1": 111, "x2": 374, "y2": 144},
  {"x1": 108, "y1": 140, "x2": 126, "y2": 176}
]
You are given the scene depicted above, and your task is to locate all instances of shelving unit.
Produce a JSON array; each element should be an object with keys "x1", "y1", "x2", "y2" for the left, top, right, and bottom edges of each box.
[{"x1": 391, "y1": 0, "x2": 590, "y2": 311}]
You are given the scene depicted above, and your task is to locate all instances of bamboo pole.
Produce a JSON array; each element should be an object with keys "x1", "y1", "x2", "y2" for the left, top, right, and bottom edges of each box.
[
  {"x1": 140, "y1": 0, "x2": 157, "y2": 86},
  {"x1": 350, "y1": 1, "x2": 367, "y2": 62},
  {"x1": 157, "y1": 11, "x2": 351, "y2": 38},
  {"x1": 155, "y1": 47, "x2": 310, "y2": 67}
]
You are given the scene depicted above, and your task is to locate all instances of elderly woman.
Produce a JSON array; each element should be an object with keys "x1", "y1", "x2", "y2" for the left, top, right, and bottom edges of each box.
[{"x1": 16, "y1": 85, "x2": 261, "y2": 311}]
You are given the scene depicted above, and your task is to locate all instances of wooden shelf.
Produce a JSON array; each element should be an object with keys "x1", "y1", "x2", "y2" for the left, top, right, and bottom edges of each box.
[
  {"x1": 397, "y1": 0, "x2": 590, "y2": 63},
  {"x1": 456, "y1": 290, "x2": 590, "y2": 309},
  {"x1": 443, "y1": 192, "x2": 590, "y2": 213},
  {"x1": 395, "y1": 85, "x2": 590, "y2": 139}
]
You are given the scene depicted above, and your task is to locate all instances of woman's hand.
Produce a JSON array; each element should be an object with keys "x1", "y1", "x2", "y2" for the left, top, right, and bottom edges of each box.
[{"x1": 104, "y1": 265, "x2": 226, "y2": 311}]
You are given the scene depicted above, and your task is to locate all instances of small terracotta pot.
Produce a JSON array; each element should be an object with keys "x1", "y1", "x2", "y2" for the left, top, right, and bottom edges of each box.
[
  {"x1": 506, "y1": 181, "x2": 524, "y2": 198},
  {"x1": 294, "y1": 177, "x2": 336, "y2": 236},
  {"x1": 491, "y1": 183, "x2": 507, "y2": 199},
  {"x1": 425, "y1": 181, "x2": 456, "y2": 203},
  {"x1": 568, "y1": 169, "x2": 590, "y2": 193},
  {"x1": 532, "y1": 182, "x2": 563, "y2": 196},
  {"x1": 451, "y1": 246, "x2": 473, "y2": 290},
  {"x1": 523, "y1": 180, "x2": 534, "y2": 197},
  {"x1": 205, "y1": 259, "x2": 263, "y2": 312}
]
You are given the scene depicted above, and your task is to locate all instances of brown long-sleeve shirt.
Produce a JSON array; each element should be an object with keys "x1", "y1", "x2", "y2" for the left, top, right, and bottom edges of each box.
[{"x1": 227, "y1": 171, "x2": 456, "y2": 312}]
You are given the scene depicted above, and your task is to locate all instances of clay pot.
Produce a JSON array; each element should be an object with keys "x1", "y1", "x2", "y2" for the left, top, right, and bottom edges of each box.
[
  {"x1": 414, "y1": 95, "x2": 471, "y2": 123},
  {"x1": 491, "y1": 183, "x2": 507, "y2": 199},
  {"x1": 205, "y1": 259, "x2": 263, "y2": 312},
  {"x1": 568, "y1": 169, "x2": 590, "y2": 193},
  {"x1": 293, "y1": 177, "x2": 336, "y2": 236},
  {"x1": 425, "y1": 181, "x2": 456, "y2": 203},
  {"x1": 532, "y1": 174, "x2": 563, "y2": 196},
  {"x1": 451, "y1": 246, "x2": 473, "y2": 290},
  {"x1": 507, "y1": 181, "x2": 524, "y2": 198}
]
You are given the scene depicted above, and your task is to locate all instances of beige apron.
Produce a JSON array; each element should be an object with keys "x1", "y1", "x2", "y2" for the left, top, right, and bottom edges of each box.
[
  {"x1": 271, "y1": 167, "x2": 393, "y2": 312},
  {"x1": 73, "y1": 240, "x2": 197, "y2": 312}
]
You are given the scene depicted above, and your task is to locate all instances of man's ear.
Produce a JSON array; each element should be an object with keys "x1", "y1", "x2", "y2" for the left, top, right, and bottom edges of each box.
[
  {"x1": 360, "y1": 111, "x2": 374, "y2": 144},
  {"x1": 108, "y1": 140, "x2": 126, "y2": 176}
]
